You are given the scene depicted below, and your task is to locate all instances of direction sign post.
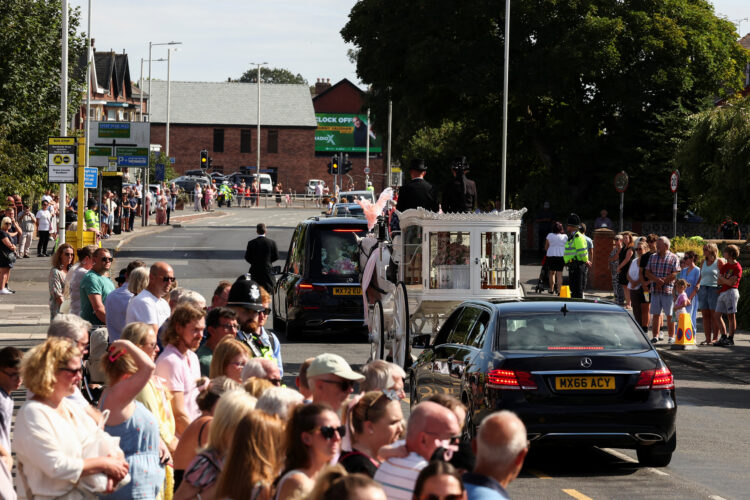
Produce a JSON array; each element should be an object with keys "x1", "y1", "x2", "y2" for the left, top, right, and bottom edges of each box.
[
  {"x1": 614, "y1": 171, "x2": 628, "y2": 233},
  {"x1": 47, "y1": 137, "x2": 77, "y2": 183},
  {"x1": 670, "y1": 171, "x2": 679, "y2": 238}
]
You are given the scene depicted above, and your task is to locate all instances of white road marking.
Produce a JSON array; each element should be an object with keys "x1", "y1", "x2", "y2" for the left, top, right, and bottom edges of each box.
[
  {"x1": 709, "y1": 496, "x2": 728, "y2": 500},
  {"x1": 600, "y1": 448, "x2": 638, "y2": 463},
  {"x1": 648, "y1": 468, "x2": 669, "y2": 476}
]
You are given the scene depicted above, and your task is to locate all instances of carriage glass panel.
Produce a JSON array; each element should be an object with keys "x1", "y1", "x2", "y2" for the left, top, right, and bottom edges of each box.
[
  {"x1": 402, "y1": 225, "x2": 422, "y2": 286},
  {"x1": 480, "y1": 231, "x2": 516, "y2": 289},
  {"x1": 429, "y1": 231, "x2": 471, "y2": 289}
]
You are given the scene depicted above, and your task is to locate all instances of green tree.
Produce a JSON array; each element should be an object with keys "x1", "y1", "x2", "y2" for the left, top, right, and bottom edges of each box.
[
  {"x1": 342, "y1": 0, "x2": 749, "y2": 218},
  {"x1": 237, "y1": 67, "x2": 307, "y2": 85},
  {"x1": 0, "y1": 1, "x2": 86, "y2": 199},
  {"x1": 676, "y1": 95, "x2": 750, "y2": 224}
]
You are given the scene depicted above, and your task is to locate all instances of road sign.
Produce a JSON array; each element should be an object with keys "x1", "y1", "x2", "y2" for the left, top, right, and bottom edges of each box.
[
  {"x1": 107, "y1": 156, "x2": 118, "y2": 172},
  {"x1": 117, "y1": 155, "x2": 149, "y2": 167},
  {"x1": 83, "y1": 167, "x2": 98, "y2": 189},
  {"x1": 669, "y1": 171, "x2": 679, "y2": 193},
  {"x1": 47, "y1": 137, "x2": 77, "y2": 183},
  {"x1": 87, "y1": 121, "x2": 150, "y2": 168},
  {"x1": 170, "y1": 157, "x2": 176, "y2": 164},
  {"x1": 614, "y1": 171, "x2": 628, "y2": 193},
  {"x1": 364, "y1": 167, "x2": 371, "y2": 174},
  {"x1": 155, "y1": 164, "x2": 165, "y2": 182}
]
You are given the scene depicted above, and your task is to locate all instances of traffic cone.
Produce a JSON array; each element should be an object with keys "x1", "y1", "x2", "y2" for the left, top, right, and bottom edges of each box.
[
  {"x1": 672, "y1": 312, "x2": 697, "y2": 350},
  {"x1": 559, "y1": 286, "x2": 571, "y2": 298}
]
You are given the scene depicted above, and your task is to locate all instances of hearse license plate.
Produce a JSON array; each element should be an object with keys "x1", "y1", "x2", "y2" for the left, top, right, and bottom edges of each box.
[
  {"x1": 555, "y1": 376, "x2": 614, "y2": 390},
  {"x1": 333, "y1": 287, "x2": 362, "y2": 296}
]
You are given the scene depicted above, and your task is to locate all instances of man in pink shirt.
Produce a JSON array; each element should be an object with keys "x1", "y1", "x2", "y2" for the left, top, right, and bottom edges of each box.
[{"x1": 155, "y1": 304, "x2": 206, "y2": 435}]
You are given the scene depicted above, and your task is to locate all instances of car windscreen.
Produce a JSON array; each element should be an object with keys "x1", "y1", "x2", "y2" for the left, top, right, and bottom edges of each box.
[
  {"x1": 308, "y1": 226, "x2": 366, "y2": 281},
  {"x1": 498, "y1": 311, "x2": 651, "y2": 351}
]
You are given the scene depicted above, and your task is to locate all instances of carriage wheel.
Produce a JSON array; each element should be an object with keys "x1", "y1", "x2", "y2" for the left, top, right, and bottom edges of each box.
[
  {"x1": 369, "y1": 301, "x2": 385, "y2": 362},
  {"x1": 391, "y1": 282, "x2": 410, "y2": 371}
]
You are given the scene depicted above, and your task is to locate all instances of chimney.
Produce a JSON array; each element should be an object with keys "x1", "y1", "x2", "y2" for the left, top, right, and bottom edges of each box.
[{"x1": 315, "y1": 78, "x2": 332, "y2": 95}]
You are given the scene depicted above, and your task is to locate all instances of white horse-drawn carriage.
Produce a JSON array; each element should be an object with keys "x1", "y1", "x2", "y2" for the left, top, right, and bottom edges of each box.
[{"x1": 358, "y1": 205, "x2": 527, "y2": 369}]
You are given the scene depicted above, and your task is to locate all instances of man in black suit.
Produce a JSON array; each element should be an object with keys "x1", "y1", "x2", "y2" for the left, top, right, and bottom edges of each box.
[
  {"x1": 244, "y1": 223, "x2": 279, "y2": 294},
  {"x1": 396, "y1": 159, "x2": 439, "y2": 212},
  {"x1": 441, "y1": 156, "x2": 477, "y2": 213}
]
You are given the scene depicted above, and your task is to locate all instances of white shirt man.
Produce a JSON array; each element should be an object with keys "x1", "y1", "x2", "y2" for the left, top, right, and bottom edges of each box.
[{"x1": 125, "y1": 262, "x2": 173, "y2": 334}]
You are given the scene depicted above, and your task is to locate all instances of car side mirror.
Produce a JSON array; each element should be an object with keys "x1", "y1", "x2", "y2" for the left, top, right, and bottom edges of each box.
[
  {"x1": 412, "y1": 334, "x2": 432, "y2": 349},
  {"x1": 272, "y1": 265, "x2": 282, "y2": 275}
]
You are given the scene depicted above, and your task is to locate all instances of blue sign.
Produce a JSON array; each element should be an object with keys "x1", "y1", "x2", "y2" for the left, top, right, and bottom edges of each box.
[
  {"x1": 117, "y1": 155, "x2": 149, "y2": 167},
  {"x1": 83, "y1": 167, "x2": 98, "y2": 189},
  {"x1": 155, "y1": 164, "x2": 165, "y2": 182},
  {"x1": 170, "y1": 157, "x2": 176, "y2": 164}
]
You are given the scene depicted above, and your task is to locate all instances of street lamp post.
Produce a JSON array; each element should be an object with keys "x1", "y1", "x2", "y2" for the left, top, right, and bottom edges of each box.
[
  {"x1": 146, "y1": 40, "x2": 181, "y2": 226},
  {"x1": 58, "y1": 0, "x2": 70, "y2": 243},
  {"x1": 166, "y1": 47, "x2": 174, "y2": 157},
  {"x1": 500, "y1": 0, "x2": 510, "y2": 211},
  {"x1": 250, "y1": 62, "x2": 267, "y2": 178},
  {"x1": 139, "y1": 57, "x2": 166, "y2": 122}
]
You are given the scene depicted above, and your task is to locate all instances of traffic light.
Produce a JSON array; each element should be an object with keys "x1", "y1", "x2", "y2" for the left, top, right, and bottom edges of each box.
[
  {"x1": 342, "y1": 153, "x2": 352, "y2": 174},
  {"x1": 200, "y1": 149, "x2": 208, "y2": 169},
  {"x1": 207, "y1": 157, "x2": 213, "y2": 170},
  {"x1": 330, "y1": 155, "x2": 339, "y2": 175}
]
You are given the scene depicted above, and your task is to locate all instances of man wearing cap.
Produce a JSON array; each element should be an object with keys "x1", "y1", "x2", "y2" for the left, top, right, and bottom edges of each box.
[
  {"x1": 441, "y1": 157, "x2": 477, "y2": 213},
  {"x1": 226, "y1": 275, "x2": 282, "y2": 370},
  {"x1": 307, "y1": 353, "x2": 364, "y2": 412},
  {"x1": 396, "y1": 159, "x2": 439, "y2": 213},
  {"x1": 563, "y1": 213, "x2": 589, "y2": 298}
]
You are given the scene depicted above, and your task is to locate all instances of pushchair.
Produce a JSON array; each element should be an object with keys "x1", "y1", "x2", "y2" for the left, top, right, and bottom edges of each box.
[{"x1": 534, "y1": 256, "x2": 549, "y2": 293}]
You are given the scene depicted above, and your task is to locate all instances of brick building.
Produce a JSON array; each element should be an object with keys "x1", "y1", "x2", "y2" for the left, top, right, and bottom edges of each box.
[
  {"x1": 148, "y1": 81, "x2": 316, "y2": 193},
  {"x1": 75, "y1": 48, "x2": 146, "y2": 129},
  {"x1": 312, "y1": 78, "x2": 387, "y2": 192}
]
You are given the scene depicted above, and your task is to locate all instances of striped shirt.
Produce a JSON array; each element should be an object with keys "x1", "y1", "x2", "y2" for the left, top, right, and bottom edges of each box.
[
  {"x1": 374, "y1": 452, "x2": 428, "y2": 500},
  {"x1": 646, "y1": 251, "x2": 680, "y2": 295}
]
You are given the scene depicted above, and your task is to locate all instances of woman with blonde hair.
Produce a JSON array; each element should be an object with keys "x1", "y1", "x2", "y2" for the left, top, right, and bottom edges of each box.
[
  {"x1": 174, "y1": 389, "x2": 256, "y2": 500},
  {"x1": 121, "y1": 322, "x2": 178, "y2": 500},
  {"x1": 127, "y1": 266, "x2": 150, "y2": 296},
  {"x1": 244, "y1": 377, "x2": 275, "y2": 398},
  {"x1": 699, "y1": 242, "x2": 725, "y2": 345},
  {"x1": 172, "y1": 376, "x2": 239, "y2": 490},
  {"x1": 49, "y1": 243, "x2": 75, "y2": 320},
  {"x1": 209, "y1": 337, "x2": 250, "y2": 383},
  {"x1": 14, "y1": 337, "x2": 129, "y2": 498},
  {"x1": 99, "y1": 338, "x2": 166, "y2": 499},
  {"x1": 215, "y1": 410, "x2": 284, "y2": 500},
  {"x1": 0, "y1": 217, "x2": 17, "y2": 295}
]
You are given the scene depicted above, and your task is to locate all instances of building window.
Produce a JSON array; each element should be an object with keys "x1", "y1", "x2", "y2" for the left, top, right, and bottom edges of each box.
[
  {"x1": 240, "y1": 129, "x2": 252, "y2": 153},
  {"x1": 213, "y1": 129, "x2": 225, "y2": 153},
  {"x1": 267, "y1": 130, "x2": 278, "y2": 154},
  {"x1": 107, "y1": 109, "x2": 116, "y2": 121}
]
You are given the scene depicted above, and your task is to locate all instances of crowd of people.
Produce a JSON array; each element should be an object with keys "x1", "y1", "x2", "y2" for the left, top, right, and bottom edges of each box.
[{"x1": 0, "y1": 249, "x2": 530, "y2": 499}]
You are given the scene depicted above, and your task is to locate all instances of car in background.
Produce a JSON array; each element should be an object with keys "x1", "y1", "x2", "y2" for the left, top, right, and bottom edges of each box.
[
  {"x1": 306, "y1": 179, "x2": 326, "y2": 196},
  {"x1": 209, "y1": 172, "x2": 227, "y2": 184},
  {"x1": 183, "y1": 169, "x2": 214, "y2": 186},
  {"x1": 410, "y1": 298, "x2": 677, "y2": 466},
  {"x1": 172, "y1": 176, "x2": 210, "y2": 194},
  {"x1": 338, "y1": 190, "x2": 375, "y2": 204},
  {"x1": 329, "y1": 203, "x2": 364, "y2": 218},
  {"x1": 273, "y1": 216, "x2": 368, "y2": 339}
]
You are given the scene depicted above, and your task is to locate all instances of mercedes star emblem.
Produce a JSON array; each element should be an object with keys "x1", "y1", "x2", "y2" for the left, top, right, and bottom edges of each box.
[{"x1": 580, "y1": 357, "x2": 593, "y2": 368}]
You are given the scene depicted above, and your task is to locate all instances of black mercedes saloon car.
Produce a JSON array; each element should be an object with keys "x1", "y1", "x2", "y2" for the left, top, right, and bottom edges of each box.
[
  {"x1": 410, "y1": 297, "x2": 677, "y2": 466},
  {"x1": 273, "y1": 216, "x2": 368, "y2": 339}
]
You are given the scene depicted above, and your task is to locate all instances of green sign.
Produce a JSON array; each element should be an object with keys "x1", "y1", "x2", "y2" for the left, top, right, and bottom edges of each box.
[
  {"x1": 116, "y1": 147, "x2": 149, "y2": 156},
  {"x1": 98, "y1": 123, "x2": 131, "y2": 138},
  {"x1": 89, "y1": 146, "x2": 112, "y2": 156},
  {"x1": 315, "y1": 113, "x2": 382, "y2": 153}
]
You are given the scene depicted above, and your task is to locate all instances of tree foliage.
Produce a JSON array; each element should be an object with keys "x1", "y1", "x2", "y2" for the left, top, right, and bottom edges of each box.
[
  {"x1": 676, "y1": 95, "x2": 750, "y2": 223},
  {"x1": 342, "y1": 0, "x2": 749, "y2": 218},
  {"x1": 238, "y1": 67, "x2": 307, "y2": 85},
  {"x1": 0, "y1": 0, "x2": 86, "y2": 199}
]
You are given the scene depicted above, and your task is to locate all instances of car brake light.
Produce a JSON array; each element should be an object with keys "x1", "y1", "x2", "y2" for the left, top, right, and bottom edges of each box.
[
  {"x1": 332, "y1": 228, "x2": 364, "y2": 232},
  {"x1": 487, "y1": 369, "x2": 538, "y2": 390},
  {"x1": 635, "y1": 366, "x2": 674, "y2": 390},
  {"x1": 296, "y1": 281, "x2": 326, "y2": 293}
]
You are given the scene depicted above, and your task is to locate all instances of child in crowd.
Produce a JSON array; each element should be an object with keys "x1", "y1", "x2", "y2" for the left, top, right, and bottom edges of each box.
[
  {"x1": 672, "y1": 279, "x2": 690, "y2": 318},
  {"x1": 714, "y1": 244, "x2": 742, "y2": 347}
]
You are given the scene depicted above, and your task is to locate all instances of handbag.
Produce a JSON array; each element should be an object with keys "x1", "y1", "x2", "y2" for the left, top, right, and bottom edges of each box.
[{"x1": 5, "y1": 251, "x2": 16, "y2": 265}]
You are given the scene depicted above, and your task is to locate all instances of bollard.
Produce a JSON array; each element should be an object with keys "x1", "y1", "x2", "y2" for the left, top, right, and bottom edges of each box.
[
  {"x1": 671, "y1": 313, "x2": 697, "y2": 350},
  {"x1": 559, "y1": 286, "x2": 571, "y2": 298}
]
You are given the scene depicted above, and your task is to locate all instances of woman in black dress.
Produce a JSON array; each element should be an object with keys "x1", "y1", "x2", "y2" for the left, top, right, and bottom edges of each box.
[{"x1": 617, "y1": 232, "x2": 635, "y2": 308}]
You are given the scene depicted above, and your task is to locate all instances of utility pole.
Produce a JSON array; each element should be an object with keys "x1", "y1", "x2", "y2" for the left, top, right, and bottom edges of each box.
[{"x1": 58, "y1": 0, "x2": 69, "y2": 243}]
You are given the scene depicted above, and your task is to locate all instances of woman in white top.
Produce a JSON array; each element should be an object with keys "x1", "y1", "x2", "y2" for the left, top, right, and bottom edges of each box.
[
  {"x1": 627, "y1": 238, "x2": 649, "y2": 331},
  {"x1": 193, "y1": 184, "x2": 202, "y2": 212},
  {"x1": 698, "y1": 242, "x2": 725, "y2": 345},
  {"x1": 275, "y1": 403, "x2": 342, "y2": 500},
  {"x1": 544, "y1": 222, "x2": 567, "y2": 294},
  {"x1": 14, "y1": 337, "x2": 128, "y2": 499}
]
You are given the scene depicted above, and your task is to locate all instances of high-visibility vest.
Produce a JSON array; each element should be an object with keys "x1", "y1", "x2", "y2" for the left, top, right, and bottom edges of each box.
[
  {"x1": 563, "y1": 231, "x2": 588, "y2": 264},
  {"x1": 84, "y1": 209, "x2": 99, "y2": 231}
]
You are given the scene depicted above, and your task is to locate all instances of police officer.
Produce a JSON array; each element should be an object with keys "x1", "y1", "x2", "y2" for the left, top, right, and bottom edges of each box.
[
  {"x1": 441, "y1": 156, "x2": 477, "y2": 213},
  {"x1": 225, "y1": 274, "x2": 282, "y2": 371},
  {"x1": 396, "y1": 159, "x2": 439, "y2": 212},
  {"x1": 563, "y1": 213, "x2": 589, "y2": 298}
]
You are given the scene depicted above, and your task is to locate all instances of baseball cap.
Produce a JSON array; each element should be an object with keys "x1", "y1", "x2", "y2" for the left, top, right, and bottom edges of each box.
[
  {"x1": 307, "y1": 353, "x2": 365, "y2": 381},
  {"x1": 226, "y1": 274, "x2": 265, "y2": 311}
]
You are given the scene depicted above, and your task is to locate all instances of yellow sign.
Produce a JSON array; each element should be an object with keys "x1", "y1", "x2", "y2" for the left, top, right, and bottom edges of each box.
[{"x1": 48, "y1": 137, "x2": 76, "y2": 146}]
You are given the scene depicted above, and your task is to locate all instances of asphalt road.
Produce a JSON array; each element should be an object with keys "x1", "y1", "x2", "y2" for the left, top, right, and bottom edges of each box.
[{"x1": 3, "y1": 206, "x2": 749, "y2": 499}]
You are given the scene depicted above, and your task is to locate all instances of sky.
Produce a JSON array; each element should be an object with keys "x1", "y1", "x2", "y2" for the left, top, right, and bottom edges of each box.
[{"x1": 70, "y1": 0, "x2": 750, "y2": 90}]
